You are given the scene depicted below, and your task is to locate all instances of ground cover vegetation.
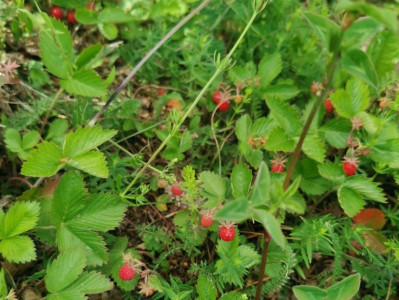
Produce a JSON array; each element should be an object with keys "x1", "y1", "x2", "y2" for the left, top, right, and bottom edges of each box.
[{"x1": 1, "y1": 0, "x2": 399, "y2": 299}]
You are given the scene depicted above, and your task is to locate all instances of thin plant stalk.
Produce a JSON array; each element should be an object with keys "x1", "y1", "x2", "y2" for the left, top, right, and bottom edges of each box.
[{"x1": 121, "y1": 6, "x2": 262, "y2": 197}]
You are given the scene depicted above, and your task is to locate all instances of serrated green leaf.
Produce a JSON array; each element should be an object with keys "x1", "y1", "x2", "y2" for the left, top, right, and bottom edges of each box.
[
  {"x1": 196, "y1": 275, "x2": 217, "y2": 300},
  {"x1": 199, "y1": 171, "x2": 226, "y2": 205},
  {"x1": 235, "y1": 114, "x2": 251, "y2": 142},
  {"x1": 64, "y1": 271, "x2": 112, "y2": 294},
  {"x1": 338, "y1": 186, "x2": 365, "y2": 217},
  {"x1": 263, "y1": 83, "x2": 299, "y2": 101},
  {"x1": 22, "y1": 131, "x2": 40, "y2": 150},
  {"x1": 66, "y1": 151, "x2": 109, "y2": 178},
  {"x1": 343, "y1": 176, "x2": 386, "y2": 203},
  {"x1": 47, "y1": 291, "x2": 86, "y2": 300},
  {"x1": 320, "y1": 118, "x2": 352, "y2": 148},
  {"x1": 56, "y1": 225, "x2": 107, "y2": 266},
  {"x1": 341, "y1": 49, "x2": 378, "y2": 90},
  {"x1": 75, "y1": 8, "x2": 99, "y2": 24},
  {"x1": 265, "y1": 127, "x2": 295, "y2": 152},
  {"x1": 355, "y1": 111, "x2": 379, "y2": 134},
  {"x1": 250, "y1": 117, "x2": 273, "y2": 137},
  {"x1": 318, "y1": 161, "x2": 345, "y2": 183},
  {"x1": 52, "y1": 172, "x2": 87, "y2": 227},
  {"x1": 67, "y1": 193, "x2": 126, "y2": 231},
  {"x1": 370, "y1": 139, "x2": 399, "y2": 164},
  {"x1": 0, "y1": 236, "x2": 36, "y2": 263},
  {"x1": 46, "y1": 119, "x2": 69, "y2": 141},
  {"x1": 231, "y1": 164, "x2": 252, "y2": 199},
  {"x1": 302, "y1": 134, "x2": 326, "y2": 162},
  {"x1": 219, "y1": 292, "x2": 245, "y2": 300},
  {"x1": 75, "y1": 44, "x2": 103, "y2": 70},
  {"x1": 39, "y1": 17, "x2": 73, "y2": 79},
  {"x1": 295, "y1": 159, "x2": 331, "y2": 196},
  {"x1": 21, "y1": 141, "x2": 63, "y2": 177},
  {"x1": 63, "y1": 126, "x2": 116, "y2": 158},
  {"x1": 370, "y1": 31, "x2": 399, "y2": 78},
  {"x1": 0, "y1": 268, "x2": 6, "y2": 298},
  {"x1": 257, "y1": 53, "x2": 282, "y2": 88},
  {"x1": 99, "y1": 8, "x2": 135, "y2": 23},
  {"x1": 243, "y1": 146, "x2": 263, "y2": 168},
  {"x1": 215, "y1": 199, "x2": 250, "y2": 223},
  {"x1": 60, "y1": 69, "x2": 107, "y2": 97},
  {"x1": 2, "y1": 201, "x2": 40, "y2": 238},
  {"x1": 250, "y1": 161, "x2": 271, "y2": 207},
  {"x1": 4, "y1": 128, "x2": 22, "y2": 153},
  {"x1": 253, "y1": 209, "x2": 286, "y2": 248},
  {"x1": 45, "y1": 250, "x2": 86, "y2": 293},
  {"x1": 266, "y1": 98, "x2": 301, "y2": 136}
]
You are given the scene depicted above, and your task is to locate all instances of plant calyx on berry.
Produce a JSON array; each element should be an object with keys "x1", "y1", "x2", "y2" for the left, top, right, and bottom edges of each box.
[
  {"x1": 200, "y1": 210, "x2": 215, "y2": 228},
  {"x1": 219, "y1": 221, "x2": 236, "y2": 242},
  {"x1": 342, "y1": 156, "x2": 359, "y2": 176}
]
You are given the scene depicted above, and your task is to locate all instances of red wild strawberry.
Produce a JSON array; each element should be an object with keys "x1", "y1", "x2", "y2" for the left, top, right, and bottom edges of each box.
[
  {"x1": 171, "y1": 185, "x2": 183, "y2": 196},
  {"x1": 219, "y1": 221, "x2": 236, "y2": 242},
  {"x1": 342, "y1": 156, "x2": 359, "y2": 176},
  {"x1": 200, "y1": 210, "x2": 214, "y2": 228},
  {"x1": 271, "y1": 156, "x2": 287, "y2": 173},
  {"x1": 212, "y1": 91, "x2": 223, "y2": 104},
  {"x1": 87, "y1": 2, "x2": 96, "y2": 11},
  {"x1": 50, "y1": 6, "x2": 63, "y2": 19},
  {"x1": 324, "y1": 98, "x2": 334, "y2": 114},
  {"x1": 119, "y1": 264, "x2": 136, "y2": 281},
  {"x1": 218, "y1": 100, "x2": 230, "y2": 112},
  {"x1": 66, "y1": 11, "x2": 77, "y2": 24},
  {"x1": 157, "y1": 88, "x2": 165, "y2": 96}
]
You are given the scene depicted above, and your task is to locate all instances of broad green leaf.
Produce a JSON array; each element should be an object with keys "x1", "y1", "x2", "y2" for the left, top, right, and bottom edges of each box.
[
  {"x1": 51, "y1": 0, "x2": 86, "y2": 8},
  {"x1": 250, "y1": 117, "x2": 273, "y2": 137},
  {"x1": 370, "y1": 31, "x2": 399, "y2": 78},
  {"x1": 283, "y1": 192, "x2": 306, "y2": 214},
  {"x1": 2, "y1": 201, "x2": 40, "y2": 238},
  {"x1": 295, "y1": 159, "x2": 331, "y2": 196},
  {"x1": 196, "y1": 275, "x2": 217, "y2": 300},
  {"x1": 341, "y1": 49, "x2": 378, "y2": 89},
  {"x1": 228, "y1": 62, "x2": 256, "y2": 84},
  {"x1": 0, "y1": 268, "x2": 6, "y2": 298},
  {"x1": 265, "y1": 127, "x2": 295, "y2": 152},
  {"x1": 326, "y1": 274, "x2": 361, "y2": 300},
  {"x1": 199, "y1": 171, "x2": 226, "y2": 205},
  {"x1": 283, "y1": 176, "x2": 301, "y2": 200},
  {"x1": 303, "y1": 12, "x2": 341, "y2": 52},
  {"x1": 60, "y1": 69, "x2": 107, "y2": 97},
  {"x1": 75, "y1": 9, "x2": 99, "y2": 25},
  {"x1": 257, "y1": 53, "x2": 282, "y2": 88},
  {"x1": 98, "y1": 23, "x2": 118, "y2": 40},
  {"x1": 0, "y1": 236, "x2": 36, "y2": 263},
  {"x1": 263, "y1": 84, "x2": 299, "y2": 101},
  {"x1": 370, "y1": 139, "x2": 399, "y2": 164},
  {"x1": 63, "y1": 126, "x2": 117, "y2": 158},
  {"x1": 47, "y1": 291, "x2": 86, "y2": 300},
  {"x1": 105, "y1": 66, "x2": 116, "y2": 86},
  {"x1": 235, "y1": 114, "x2": 251, "y2": 142},
  {"x1": 39, "y1": 17, "x2": 73, "y2": 79},
  {"x1": 52, "y1": 172, "x2": 87, "y2": 227},
  {"x1": 215, "y1": 199, "x2": 250, "y2": 223},
  {"x1": 67, "y1": 193, "x2": 126, "y2": 231},
  {"x1": 330, "y1": 79, "x2": 370, "y2": 118},
  {"x1": 343, "y1": 176, "x2": 386, "y2": 203},
  {"x1": 75, "y1": 44, "x2": 103, "y2": 70},
  {"x1": 4, "y1": 128, "x2": 22, "y2": 153},
  {"x1": 253, "y1": 209, "x2": 286, "y2": 248},
  {"x1": 21, "y1": 141, "x2": 63, "y2": 177},
  {"x1": 179, "y1": 130, "x2": 192, "y2": 153},
  {"x1": 99, "y1": 8, "x2": 135, "y2": 23},
  {"x1": 65, "y1": 151, "x2": 109, "y2": 178},
  {"x1": 47, "y1": 119, "x2": 69, "y2": 141},
  {"x1": 266, "y1": 98, "x2": 301, "y2": 136},
  {"x1": 338, "y1": 186, "x2": 365, "y2": 217},
  {"x1": 293, "y1": 285, "x2": 327, "y2": 300},
  {"x1": 242, "y1": 145, "x2": 263, "y2": 168},
  {"x1": 219, "y1": 292, "x2": 246, "y2": 300},
  {"x1": 355, "y1": 111, "x2": 379, "y2": 134},
  {"x1": 341, "y1": 18, "x2": 381, "y2": 50},
  {"x1": 56, "y1": 225, "x2": 107, "y2": 266},
  {"x1": 318, "y1": 161, "x2": 345, "y2": 183},
  {"x1": 22, "y1": 131, "x2": 40, "y2": 150},
  {"x1": 63, "y1": 271, "x2": 112, "y2": 294},
  {"x1": 231, "y1": 164, "x2": 252, "y2": 199},
  {"x1": 250, "y1": 161, "x2": 271, "y2": 207},
  {"x1": 45, "y1": 250, "x2": 86, "y2": 293},
  {"x1": 320, "y1": 118, "x2": 352, "y2": 148},
  {"x1": 302, "y1": 134, "x2": 326, "y2": 162}
]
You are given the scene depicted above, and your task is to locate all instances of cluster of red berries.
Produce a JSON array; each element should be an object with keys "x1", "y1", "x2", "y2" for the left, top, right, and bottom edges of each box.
[
  {"x1": 200, "y1": 210, "x2": 236, "y2": 242},
  {"x1": 212, "y1": 91, "x2": 230, "y2": 112},
  {"x1": 50, "y1": 2, "x2": 95, "y2": 24}
]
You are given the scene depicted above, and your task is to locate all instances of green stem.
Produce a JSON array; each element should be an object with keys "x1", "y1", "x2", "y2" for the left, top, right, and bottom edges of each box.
[{"x1": 120, "y1": 9, "x2": 260, "y2": 197}]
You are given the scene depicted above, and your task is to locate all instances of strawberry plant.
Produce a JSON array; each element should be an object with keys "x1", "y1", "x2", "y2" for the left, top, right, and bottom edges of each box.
[{"x1": 1, "y1": 0, "x2": 399, "y2": 299}]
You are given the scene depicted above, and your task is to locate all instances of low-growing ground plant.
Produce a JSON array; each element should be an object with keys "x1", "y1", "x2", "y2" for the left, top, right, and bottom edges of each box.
[{"x1": 1, "y1": 0, "x2": 399, "y2": 299}]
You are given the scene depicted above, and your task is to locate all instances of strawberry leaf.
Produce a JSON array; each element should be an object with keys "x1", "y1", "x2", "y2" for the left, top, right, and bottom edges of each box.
[
  {"x1": 65, "y1": 151, "x2": 109, "y2": 178},
  {"x1": 353, "y1": 208, "x2": 386, "y2": 230},
  {"x1": 338, "y1": 186, "x2": 365, "y2": 217},
  {"x1": 0, "y1": 236, "x2": 36, "y2": 263},
  {"x1": 60, "y1": 69, "x2": 107, "y2": 97},
  {"x1": 231, "y1": 164, "x2": 252, "y2": 199}
]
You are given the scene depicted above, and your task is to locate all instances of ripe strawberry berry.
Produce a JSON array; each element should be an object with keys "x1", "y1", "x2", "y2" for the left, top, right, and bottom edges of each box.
[
  {"x1": 212, "y1": 91, "x2": 223, "y2": 104},
  {"x1": 218, "y1": 100, "x2": 230, "y2": 112},
  {"x1": 171, "y1": 185, "x2": 183, "y2": 196},
  {"x1": 271, "y1": 156, "x2": 287, "y2": 173},
  {"x1": 87, "y1": 2, "x2": 96, "y2": 11},
  {"x1": 219, "y1": 221, "x2": 236, "y2": 242},
  {"x1": 200, "y1": 210, "x2": 214, "y2": 228},
  {"x1": 324, "y1": 98, "x2": 334, "y2": 114},
  {"x1": 342, "y1": 156, "x2": 359, "y2": 176},
  {"x1": 157, "y1": 88, "x2": 165, "y2": 96},
  {"x1": 66, "y1": 11, "x2": 77, "y2": 24},
  {"x1": 119, "y1": 264, "x2": 136, "y2": 281},
  {"x1": 50, "y1": 6, "x2": 63, "y2": 19}
]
